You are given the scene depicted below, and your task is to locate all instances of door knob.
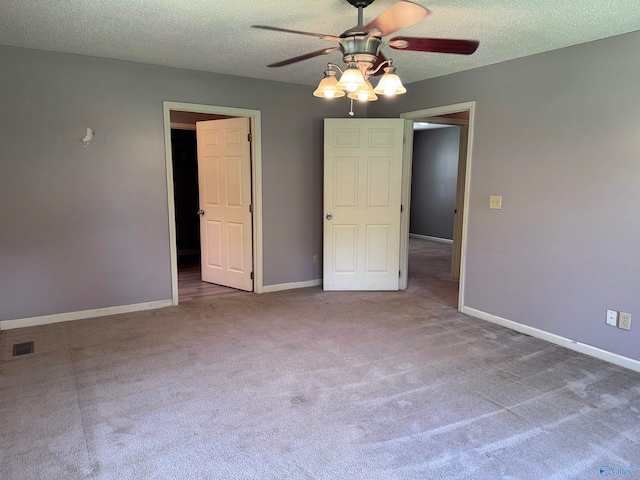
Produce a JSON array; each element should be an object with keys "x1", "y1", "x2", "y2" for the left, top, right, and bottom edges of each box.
[
  {"x1": 197, "y1": 209, "x2": 205, "y2": 216},
  {"x1": 326, "y1": 213, "x2": 332, "y2": 220}
]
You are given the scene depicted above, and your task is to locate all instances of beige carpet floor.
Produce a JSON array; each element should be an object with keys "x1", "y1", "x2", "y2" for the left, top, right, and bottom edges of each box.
[{"x1": 2, "y1": 242, "x2": 640, "y2": 479}]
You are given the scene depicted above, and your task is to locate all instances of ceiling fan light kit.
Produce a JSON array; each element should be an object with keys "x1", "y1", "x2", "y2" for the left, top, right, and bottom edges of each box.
[
  {"x1": 320, "y1": 57, "x2": 404, "y2": 103},
  {"x1": 253, "y1": 0, "x2": 479, "y2": 114}
]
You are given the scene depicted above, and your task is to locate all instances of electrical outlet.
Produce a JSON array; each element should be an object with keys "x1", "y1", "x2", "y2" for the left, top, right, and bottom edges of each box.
[
  {"x1": 489, "y1": 195, "x2": 502, "y2": 210},
  {"x1": 606, "y1": 310, "x2": 618, "y2": 327},
  {"x1": 312, "y1": 254, "x2": 319, "y2": 264},
  {"x1": 618, "y1": 312, "x2": 632, "y2": 331}
]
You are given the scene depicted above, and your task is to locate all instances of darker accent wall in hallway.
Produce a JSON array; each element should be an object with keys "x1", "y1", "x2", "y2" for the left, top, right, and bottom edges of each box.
[{"x1": 409, "y1": 127, "x2": 460, "y2": 240}]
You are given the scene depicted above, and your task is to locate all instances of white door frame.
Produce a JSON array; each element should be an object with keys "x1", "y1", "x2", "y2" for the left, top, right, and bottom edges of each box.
[
  {"x1": 163, "y1": 101, "x2": 264, "y2": 304},
  {"x1": 399, "y1": 101, "x2": 476, "y2": 311}
]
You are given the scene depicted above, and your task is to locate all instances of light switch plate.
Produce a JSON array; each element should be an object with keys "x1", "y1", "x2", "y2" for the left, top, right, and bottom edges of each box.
[{"x1": 489, "y1": 195, "x2": 502, "y2": 210}]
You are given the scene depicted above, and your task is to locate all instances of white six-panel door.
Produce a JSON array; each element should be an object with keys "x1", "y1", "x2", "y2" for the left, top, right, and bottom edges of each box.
[
  {"x1": 323, "y1": 118, "x2": 404, "y2": 291},
  {"x1": 196, "y1": 118, "x2": 253, "y2": 291}
]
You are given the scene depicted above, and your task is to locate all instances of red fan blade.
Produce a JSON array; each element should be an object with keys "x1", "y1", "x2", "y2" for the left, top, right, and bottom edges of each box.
[
  {"x1": 252, "y1": 25, "x2": 340, "y2": 42},
  {"x1": 371, "y1": 52, "x2": 388, "y2": 76},
  {"x1": 267, "y1": 47, "x2": 340, "y2": 67},
  {"x1": 389, "y1": 36, "x2": 479, "y2": 55},
  {"x1": 364, "y1": 1, "x2": 430, "y2": 37}
]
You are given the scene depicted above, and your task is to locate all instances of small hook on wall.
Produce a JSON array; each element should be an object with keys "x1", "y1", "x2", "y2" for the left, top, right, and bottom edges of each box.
[{"x1": 82, "y1": 128, "x2": 95, "y2": 147}]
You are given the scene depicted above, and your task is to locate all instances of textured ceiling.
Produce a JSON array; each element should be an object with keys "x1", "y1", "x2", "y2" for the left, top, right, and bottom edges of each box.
[{"x1": 1, "y1": 0, "x2": 640, "y2": 86}]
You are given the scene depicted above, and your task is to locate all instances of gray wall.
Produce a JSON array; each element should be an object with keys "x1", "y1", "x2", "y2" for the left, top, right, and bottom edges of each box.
[
  {"x1": 0, "y1": 45, "x2": 361, "y2": 321},
  {"x1": 370, "y1": 31, "x2": 640, "y2": 362},
  {"x1": 410, "y1": 127, "x2": 460, "y2": 240}
]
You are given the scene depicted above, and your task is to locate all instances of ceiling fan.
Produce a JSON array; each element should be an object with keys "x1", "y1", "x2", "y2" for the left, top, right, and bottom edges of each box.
[{"x1": 252, "y1": 0, "x2": 479, "y2": 105}]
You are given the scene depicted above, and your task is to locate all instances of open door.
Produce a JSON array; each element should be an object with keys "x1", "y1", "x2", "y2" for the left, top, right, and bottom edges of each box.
[
  {"x1": 196, "y1": 117, "x2": 253, "y2": 291},
  {"x1": 323, "y1": 118, "x2": 404, "y2": 291}
]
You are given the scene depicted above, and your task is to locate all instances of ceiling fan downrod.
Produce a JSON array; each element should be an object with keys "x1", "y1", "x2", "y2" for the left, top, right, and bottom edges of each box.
[{"x1": 346, "y1": 0, "x2": 375, "y2": 26}]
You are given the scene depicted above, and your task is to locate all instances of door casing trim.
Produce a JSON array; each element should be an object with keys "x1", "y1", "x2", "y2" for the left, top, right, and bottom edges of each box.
[
  {"x1": 163, "y1": 101, "x2": 264, "y2": 304},
  {"x1": 399, "y1": 101, "x2": 476, "y2": 311}
]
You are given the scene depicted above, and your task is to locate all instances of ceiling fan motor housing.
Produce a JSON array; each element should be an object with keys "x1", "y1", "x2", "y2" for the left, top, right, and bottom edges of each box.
[{"x1": 339, "y1": 30, "x2": 381, "y2": 73}]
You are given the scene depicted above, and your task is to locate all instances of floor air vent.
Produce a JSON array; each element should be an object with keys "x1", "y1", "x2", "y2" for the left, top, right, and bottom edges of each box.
[{"x1": 13, "y1": 341, "x2": 34, "y2": 356}]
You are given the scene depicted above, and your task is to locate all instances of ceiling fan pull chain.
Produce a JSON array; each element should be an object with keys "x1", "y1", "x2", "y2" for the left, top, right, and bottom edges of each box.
[{"x1": 349, "y1": 98, "x2": 355, "y2": 117}]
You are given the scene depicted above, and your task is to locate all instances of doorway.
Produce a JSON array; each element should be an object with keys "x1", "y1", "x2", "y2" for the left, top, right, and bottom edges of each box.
[
  {"x1": 163, "y1": 102, "x2": 264, "y2": 305},
  {"x1": 399, "y1": 102, "x2": 475, "y2": 310}
]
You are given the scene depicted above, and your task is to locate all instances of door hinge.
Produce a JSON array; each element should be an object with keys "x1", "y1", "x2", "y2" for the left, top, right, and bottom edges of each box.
[
  {"x1": 248, "y1": 133, "x2": 252, "y2": 142},
  {"x1": 403, "y1": 134, "x2": 406, "y2": 144},
  {"x1": 401, "y1": 204, "x2": 403, "y2": 213},
  {"x1": 250, "y1": 271, "x2": 254, "y2": 280},
  {"x1": 399, "y1": 270, "x2": 401, "y2": 277},
  {"x1": 249, "y1": 204, "x2": 253, "y2": 213}
]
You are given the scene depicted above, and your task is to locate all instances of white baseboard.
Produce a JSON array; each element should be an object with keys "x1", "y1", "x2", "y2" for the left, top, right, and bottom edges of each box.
[
  {"x1": 0, "y1": 299, "x2": 173, "y2": 330},
  {"x1": 461, "y1": 306, "x2": 640, "y2": 373},
  {"x1": 409, "y1": 233, "x2": 453, "y2": 244},
  {"x1": 261, "y1": 279, "x2": 322, "y2": 293}
]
